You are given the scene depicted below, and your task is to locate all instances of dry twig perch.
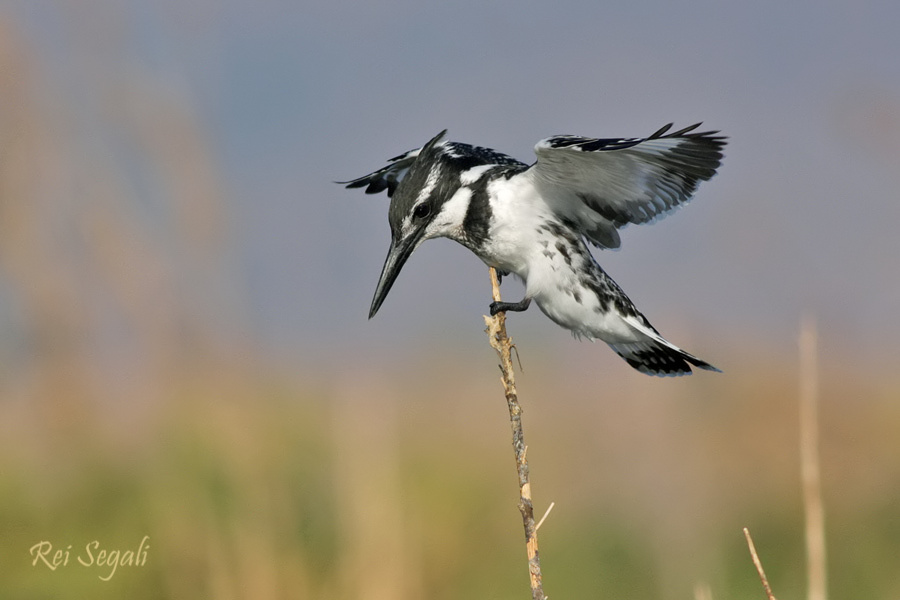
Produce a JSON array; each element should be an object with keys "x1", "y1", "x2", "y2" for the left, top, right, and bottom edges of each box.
[
  {"x1": 483, "y1": 267, "x2": 547, "y2": 600},
  {"x1": 744, "y1": 527, "x2": 778, "y2": 600}
]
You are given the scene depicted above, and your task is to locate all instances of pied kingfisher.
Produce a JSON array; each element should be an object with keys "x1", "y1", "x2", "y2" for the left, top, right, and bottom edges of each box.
[{"x1": 340, "y1": 123, "x2": 726, "y2": 376}]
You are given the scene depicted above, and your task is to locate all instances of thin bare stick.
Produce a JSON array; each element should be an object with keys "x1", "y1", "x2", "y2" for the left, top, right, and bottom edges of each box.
[
  {"x1": 484, "y1": 267, "x2": 547, "y2": 600},
  {"x1": 799, "y1": 314, "x2": 827, "y2": 600},
  {"x1": 535, "y1": 502, "x2": 556, "y2": 532},
  {"x1": 743, "y1": 527, "x2": 778, "y2": 600}
]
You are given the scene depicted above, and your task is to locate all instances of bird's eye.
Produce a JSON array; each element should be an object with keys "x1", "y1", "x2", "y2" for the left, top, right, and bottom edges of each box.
[{"x1": 413, "y1": 203, "x2": 431, "y2": 219}]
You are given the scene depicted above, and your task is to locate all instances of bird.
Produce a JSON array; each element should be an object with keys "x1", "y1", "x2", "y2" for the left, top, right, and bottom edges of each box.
[{"x1": 339, "y1": 123, "x2": 726, "y2": 376}]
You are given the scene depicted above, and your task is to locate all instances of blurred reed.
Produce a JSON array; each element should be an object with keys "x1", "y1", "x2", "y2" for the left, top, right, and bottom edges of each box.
[{"x1": 799, "y1": 315, "x2": 827, "y2": 600}]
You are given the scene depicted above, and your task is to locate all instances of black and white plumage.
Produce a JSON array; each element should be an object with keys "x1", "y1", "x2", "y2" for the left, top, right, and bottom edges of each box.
[{"x1": 340, "y1": 123, "x2": 726, "y2": 376}]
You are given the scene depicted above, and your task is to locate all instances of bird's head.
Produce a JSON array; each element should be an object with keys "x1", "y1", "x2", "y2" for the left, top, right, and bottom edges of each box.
[{"x1": 369, "y1": 129, "x2": 471, "y2": 318}]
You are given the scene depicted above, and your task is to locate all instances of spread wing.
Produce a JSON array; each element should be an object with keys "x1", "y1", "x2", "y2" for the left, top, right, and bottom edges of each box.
[
  {"x1": 338, "y1": 130, "x2": 447, "y2": 197},
  {"x1": 529, "y1": 123, "x2": 726, "y2": 249},
  {"x1": 338, "y1": 147, "x2": 423, "y2": 197}
]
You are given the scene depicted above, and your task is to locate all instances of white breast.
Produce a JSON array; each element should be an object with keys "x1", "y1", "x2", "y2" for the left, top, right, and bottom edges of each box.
[{"x1": 477, "y1": 174, "x2": 553, "y2": 277}]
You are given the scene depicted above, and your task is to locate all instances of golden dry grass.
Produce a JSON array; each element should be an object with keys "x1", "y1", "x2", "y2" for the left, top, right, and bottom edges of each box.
[{"x1": 2, "y1": 349, "x2": 900, "y2": 600}]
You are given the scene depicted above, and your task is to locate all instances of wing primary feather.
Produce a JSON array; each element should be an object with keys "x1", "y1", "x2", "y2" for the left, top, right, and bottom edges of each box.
[
  {"x1": 365, "y1": 179, "x2": 389, "y2": 195},
  {"x1": 337, "y1": 130, "x2": 449, "y2": 199},
  {"x1": 649, "y1": 122, "x2": 674, "y2": 138},
  {"x1": 530, "y1": 122, "x2": 727, "y2": 249},
  {"x1": 341, "y1": 178, "x2": 370, "y2": 189},
  {"x1": 667, "y1": 122, "x2": 702, "y2": 137}
]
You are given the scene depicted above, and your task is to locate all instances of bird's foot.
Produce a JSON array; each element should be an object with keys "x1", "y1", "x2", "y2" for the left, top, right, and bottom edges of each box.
[{"x1": 489, "y1": 297, "x2": 531, "y2": 316}]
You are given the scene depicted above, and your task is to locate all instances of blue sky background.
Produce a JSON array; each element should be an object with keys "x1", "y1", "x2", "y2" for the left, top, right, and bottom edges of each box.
[{"x1": 4, "y1": 0, "x2": 900, "y2": 373}]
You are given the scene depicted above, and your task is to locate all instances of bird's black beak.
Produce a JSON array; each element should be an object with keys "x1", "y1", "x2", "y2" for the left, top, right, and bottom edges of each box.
[{"x1": 369, "y1": 230, "x2": 424, "y2": 319}]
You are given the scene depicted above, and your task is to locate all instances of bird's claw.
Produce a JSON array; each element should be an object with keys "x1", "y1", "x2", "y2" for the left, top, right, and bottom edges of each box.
[{"x1": 489, "y1": 298, "x2": 532, "y2": 316}]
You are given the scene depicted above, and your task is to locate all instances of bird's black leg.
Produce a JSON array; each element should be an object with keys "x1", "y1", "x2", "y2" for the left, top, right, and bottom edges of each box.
[
  {"x1": 496, "y1": 269, "x2": 510, "y2": 285},
  {"x1": 490, "y1": 297, "x2": 531, "y2": 316}
]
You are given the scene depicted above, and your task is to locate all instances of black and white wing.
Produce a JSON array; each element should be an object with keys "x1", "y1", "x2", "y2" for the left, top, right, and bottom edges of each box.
[
  {"x1": 529, "y1": 123, "x2": 726, "y2": 249},
  {"x1": 338, "y1": 130, "x2": 448, "y2": 197}
]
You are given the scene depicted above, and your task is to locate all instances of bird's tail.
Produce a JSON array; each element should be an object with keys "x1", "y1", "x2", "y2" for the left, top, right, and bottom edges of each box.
[{"x1": 608, "y1": 337, "x2": 720, "y2": 377}]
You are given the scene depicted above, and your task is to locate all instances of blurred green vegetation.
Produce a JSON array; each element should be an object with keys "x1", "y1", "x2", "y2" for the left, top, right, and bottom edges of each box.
[{"x1": 1, "y1": 357, "x2": 899, "y2": 600}]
